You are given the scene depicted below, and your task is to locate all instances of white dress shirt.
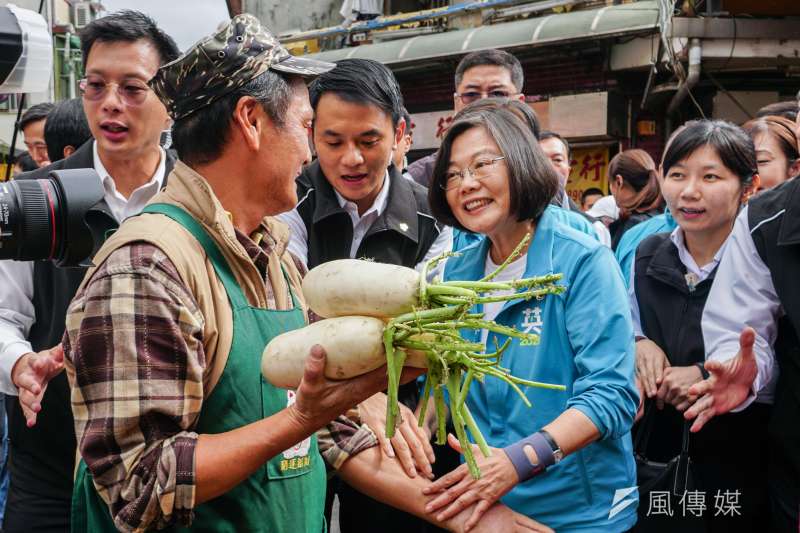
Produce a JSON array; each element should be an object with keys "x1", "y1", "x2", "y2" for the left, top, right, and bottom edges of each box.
[
  {"x1": 0, "y1": 142, "x2": 166, "y2": 395},
  {"x1": 628, "y1": 227, "x2": 726, "y2": 339},
  {"x1": 278, "y1": 171, "x2": 453, "y2": 279},
  {"x1": 701, "y1": 205, "x2": 780, "y2": 408},
  {"x1": 93, "y1": 142, "x2": 166, "y2": 223}
]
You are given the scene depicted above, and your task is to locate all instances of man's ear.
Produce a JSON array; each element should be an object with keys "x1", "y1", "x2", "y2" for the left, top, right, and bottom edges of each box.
[
  {"x1": 393, "y1": 118, "x2": 406, "y2": 150},
  {"x1": 62, "y1": 145, "x2": 76, "y2": 159},
  {"x1": 232, "y1": 96, "x2": 262, "y2": 151}
]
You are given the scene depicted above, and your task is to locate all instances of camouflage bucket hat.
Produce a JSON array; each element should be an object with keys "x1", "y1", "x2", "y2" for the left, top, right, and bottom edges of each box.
[{"x1": 150, "y1": 14, "x2": 334, "y2": 121}]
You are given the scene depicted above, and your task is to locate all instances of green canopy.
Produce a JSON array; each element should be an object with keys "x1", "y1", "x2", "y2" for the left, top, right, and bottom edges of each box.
[{"x1": 307, "y1": 1, "x2": 659, "y2": 66}]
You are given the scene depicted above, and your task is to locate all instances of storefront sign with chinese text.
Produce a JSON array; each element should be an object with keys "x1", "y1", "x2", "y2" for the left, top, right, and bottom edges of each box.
[{"x1": 566, "y1": 146, "x2": 609, "y2": 204}]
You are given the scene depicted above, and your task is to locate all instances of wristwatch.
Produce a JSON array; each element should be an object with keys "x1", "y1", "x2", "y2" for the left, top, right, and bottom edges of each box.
[{"x1": 540, "y1": 429, "x2": 564, "y2": 464}]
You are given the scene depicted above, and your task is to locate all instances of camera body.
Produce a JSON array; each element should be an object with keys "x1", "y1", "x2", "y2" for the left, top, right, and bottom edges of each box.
[{"x1": 0, "y1": 169, "x2": 117, "y2": 267}]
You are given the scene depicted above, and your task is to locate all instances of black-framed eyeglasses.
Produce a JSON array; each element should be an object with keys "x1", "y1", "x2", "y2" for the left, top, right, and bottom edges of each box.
[
  {"x1": 454, "y1": 91, "x2": 516, "y2": 105},
  {"x1": 441, "y1": 156, "x2": 505, "y2": 191},
  {"x1": 79, "y1": 76, "x2": 151, "y2": 106}
]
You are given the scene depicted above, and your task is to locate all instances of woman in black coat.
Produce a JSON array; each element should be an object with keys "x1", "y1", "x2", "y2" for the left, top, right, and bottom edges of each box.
[{"x1": 630, "y1": 120, "x2": 768, "y2": 532}]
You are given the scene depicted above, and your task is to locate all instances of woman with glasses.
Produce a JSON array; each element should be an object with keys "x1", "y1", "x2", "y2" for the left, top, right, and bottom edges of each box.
[
  {"x1": 449, "y1": 98, "x2": 601, "y2": 251},
  {"x1": 422, "y1": 107, "x2": 639, "y2": 532},
  {"x1": 742, "y1": 115, "x2": 799, "y2": 191}
]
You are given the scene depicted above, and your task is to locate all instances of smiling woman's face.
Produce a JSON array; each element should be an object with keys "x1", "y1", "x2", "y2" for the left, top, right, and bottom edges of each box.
[
  {"x1": 444, "y1": 126, "x2": 516, "y2": 239},
  {"x1": 661, "y1": 144, "x2": 744, "y2": 239}
]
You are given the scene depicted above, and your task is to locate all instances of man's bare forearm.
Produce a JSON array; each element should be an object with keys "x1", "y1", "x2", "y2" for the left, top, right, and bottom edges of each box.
[
  {"x1": 195, "y1": 406, "x2": 312, "y2": 504},
  {"x1": 195, "y1": 354, "x2": 400, "y2": 505}
]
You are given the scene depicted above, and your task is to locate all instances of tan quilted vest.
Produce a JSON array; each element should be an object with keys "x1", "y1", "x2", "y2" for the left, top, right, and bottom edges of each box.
[{"x1": 74, "y1": 160, "x2": 307, "y2": 395}]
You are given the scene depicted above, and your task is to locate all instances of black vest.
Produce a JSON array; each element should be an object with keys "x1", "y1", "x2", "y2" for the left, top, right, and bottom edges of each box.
[
  {"x1": 8, "y1": 141, "x2": 175, "y2": 502},
  {"x1": 295, "y1": 161, "x2": 443, "y2": 271},
  {"x1": 295, "y1": 161, "x2": 443, "y2": 410},
  {"x1": 748, "y1": 178, "x2": 800, "y2": 478},
  {"x1": 633, "y1": 232, "x2": 714, "y2": 461},
  {"x1": 632, "y1": 232, "x2": 769, "y2": 463},
  {"x1": 634, "y1": 233, "x2": 713, "y2": 368}
]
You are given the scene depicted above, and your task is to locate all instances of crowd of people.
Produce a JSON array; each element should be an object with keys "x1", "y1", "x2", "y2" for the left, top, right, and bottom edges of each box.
[{"x1": 0, "y1": 8, "x2": 798, "y2": 533}]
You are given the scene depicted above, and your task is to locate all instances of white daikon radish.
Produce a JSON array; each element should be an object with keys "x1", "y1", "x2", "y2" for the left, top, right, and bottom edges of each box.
[
  {"x1": 278, "y1": 234, "x2": 569, "y2": 481},
  {"x1": 261, "y1": 316, "x2": 427, "y2": 389},
  {"x1": 302, "y1": 259, "x2": 421, "y2": 319}
]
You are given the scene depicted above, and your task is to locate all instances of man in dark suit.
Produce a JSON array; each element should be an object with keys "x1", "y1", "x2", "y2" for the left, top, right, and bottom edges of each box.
[{"x1": 0, "y1": 11, "x2": 179, "y2": 532}]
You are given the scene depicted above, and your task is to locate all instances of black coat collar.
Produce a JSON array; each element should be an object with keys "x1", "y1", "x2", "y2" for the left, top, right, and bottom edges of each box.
[
  {"x1": 305, "y1": 161, "x2": 421, "y2": 244},
  {"x1": 644, "y1": 233, "x2": 717, "y2": 293},
  {"x1": 18, "y1": 140, "x2": 176, "y2": 178},
  {"x1": 778, "y1": 178, "x2": 800, "y2": 246},
  {"x1": 16, "y1": 140, "x2": 175, "y2": 225}
]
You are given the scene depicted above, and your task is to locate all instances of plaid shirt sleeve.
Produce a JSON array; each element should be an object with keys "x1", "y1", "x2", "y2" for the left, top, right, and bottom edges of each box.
[
  {"x1": 64, "y1": 243, "x2": 205, "y2": 532},
  {"x1": 65, "y1": 238, "x2": 379, "y2": 532},
  {"x1": 318, "y1": 410, "x2": 378, "y2": 471}
]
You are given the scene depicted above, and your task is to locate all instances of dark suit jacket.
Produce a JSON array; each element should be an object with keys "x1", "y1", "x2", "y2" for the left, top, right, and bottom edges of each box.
[{"x1": 3, "y1": 141, "x2": 176, "y2": 523}]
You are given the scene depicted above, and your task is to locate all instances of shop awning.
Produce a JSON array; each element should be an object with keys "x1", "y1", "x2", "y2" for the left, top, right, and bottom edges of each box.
[{"x1": 306, "y1": 1, "x2": 659, "y2": 66}]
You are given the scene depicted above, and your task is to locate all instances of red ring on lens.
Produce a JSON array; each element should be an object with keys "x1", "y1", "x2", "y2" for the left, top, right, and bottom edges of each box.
[{"x1": 38, "y1": 180, "x2": 57, "y2": 260}]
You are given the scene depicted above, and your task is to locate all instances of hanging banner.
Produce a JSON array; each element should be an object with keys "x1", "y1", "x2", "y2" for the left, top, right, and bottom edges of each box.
[
  {"x1": 407, "y1": 110, "x2": 453, "y2": 150},
  {"x1": 565, "y1": 146, "x2": 609, "y2": 205},
  {"x1": 409, "y1": 102, "x2": 549, "y2": 151}
]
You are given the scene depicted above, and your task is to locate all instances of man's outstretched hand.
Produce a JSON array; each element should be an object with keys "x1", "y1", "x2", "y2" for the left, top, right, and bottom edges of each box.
[
  {"x1": 11, "y1": 344, "x2": 65, "y2": 427},
  {"x1": 684, "y1": 327, "x2": 758, "y2": 432}
]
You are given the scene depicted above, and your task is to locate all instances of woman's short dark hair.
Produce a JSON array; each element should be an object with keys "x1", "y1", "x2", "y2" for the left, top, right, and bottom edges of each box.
[
  {"x1": 79, "y1": 10, "x2": 179, "y2": 68},
  {"x1": 428, "y1": 107, "x2": 558, "y2": 232},
  {"x1": 309, "y1": 58, "x2": 404, "y2": 126},
  {"x1": 661, "y1": 119, "x2": 757, "y2": 187},
  {"x1": 458, "y1": 98, "x2": 540, "y2": 139},
  {"x1": 172, "y1": 70, "x2": 298, "y2": 167}
]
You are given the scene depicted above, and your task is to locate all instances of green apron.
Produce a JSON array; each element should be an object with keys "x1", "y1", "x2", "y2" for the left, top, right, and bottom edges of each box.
[{"x1": 71, "y1": 203, "x2": 326, "y2": 532}]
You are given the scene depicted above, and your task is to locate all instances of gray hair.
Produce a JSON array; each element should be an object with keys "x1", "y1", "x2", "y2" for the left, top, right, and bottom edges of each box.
[{"x1": 172, "y1": 69, "x2": 297, "y2": 166}]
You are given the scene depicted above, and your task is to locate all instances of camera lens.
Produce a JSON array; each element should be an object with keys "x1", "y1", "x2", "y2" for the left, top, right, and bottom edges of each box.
[
  {"x1": 0, "y1": 178, "x2": 61, "y2": 261},
  {"x1": 0, "y1": 169, "x2": 113, "y2": 267}
]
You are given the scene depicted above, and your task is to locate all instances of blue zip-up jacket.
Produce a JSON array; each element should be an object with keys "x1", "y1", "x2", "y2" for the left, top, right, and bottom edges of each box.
[
  {"x1": 453, "y1": 205, "x2": 600, "y2": 251},
  {"x1": 443, "y1": 207, "x2": 640, "y2": 532},
  {"x1": 615, "y1": 208, "x2": 677, "y2": 287}
]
